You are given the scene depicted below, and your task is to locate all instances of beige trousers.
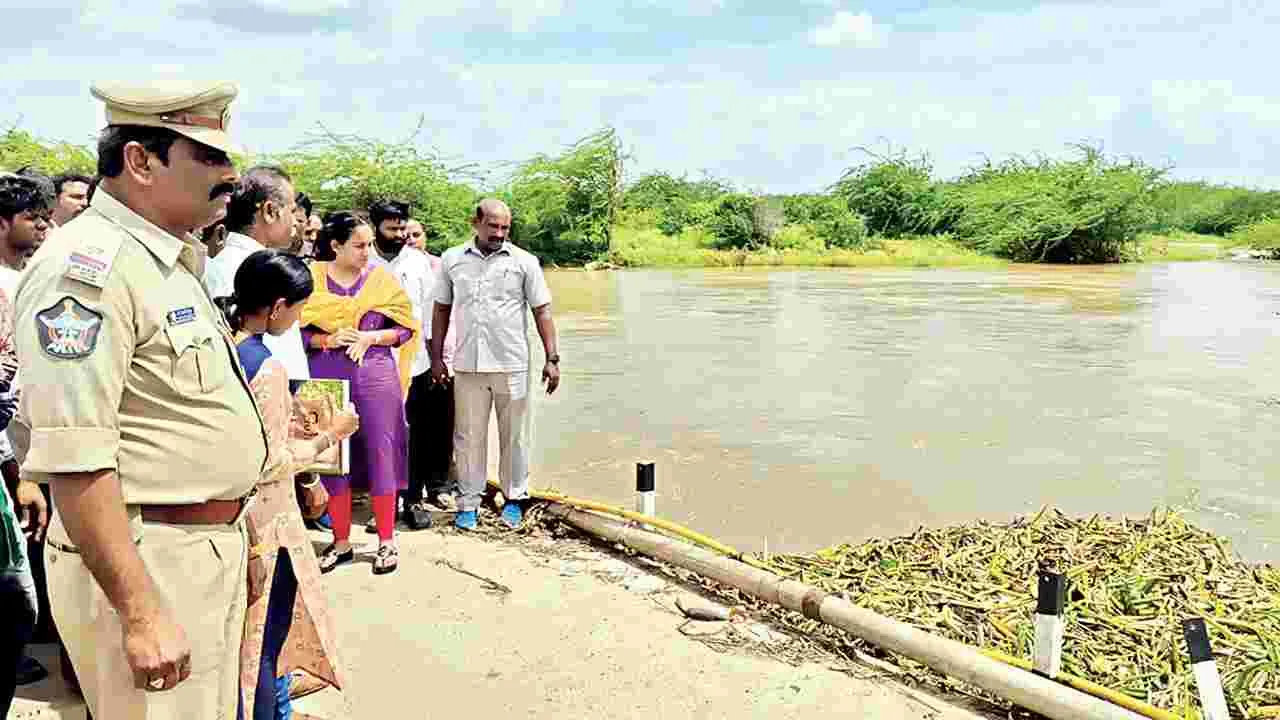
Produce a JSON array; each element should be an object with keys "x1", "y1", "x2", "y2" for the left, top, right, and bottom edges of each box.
[
  {"x1": 45, "y1": 511, "x2": 249, "y2": 720},
  {"x1": 453, "y1": 370, "x2": 533, "y2": 512}
]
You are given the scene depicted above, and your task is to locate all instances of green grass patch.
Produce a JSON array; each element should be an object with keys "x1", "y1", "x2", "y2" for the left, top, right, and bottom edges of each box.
[
  {"x1": 1226, "y1": 218, "x2": 1280, "y2": 257},
  {"x1": 1137, "y1": 232, "x2": 1226, "y2": 262},
  {"x1": 605, "y1": 225, "x2": 1004, "y2": 269}
]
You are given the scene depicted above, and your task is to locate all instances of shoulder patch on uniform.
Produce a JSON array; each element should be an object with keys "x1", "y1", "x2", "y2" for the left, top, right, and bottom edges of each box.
[
  {"x1": 63, "y1": 234, "x2": 125, "y2": 289},
  {"x1": 36, "y1": 297, "x2": 104, "y2": 360}
]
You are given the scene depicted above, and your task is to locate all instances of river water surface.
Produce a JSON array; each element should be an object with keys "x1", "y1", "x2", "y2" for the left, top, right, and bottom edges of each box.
[{"x1": 522, "y1": 262, "x2": 1280, "y2": 562}]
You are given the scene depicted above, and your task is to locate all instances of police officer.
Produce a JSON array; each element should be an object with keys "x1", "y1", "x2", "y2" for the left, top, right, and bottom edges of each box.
[{"x1": 13, "y1": 81, "x2": 268, "y2": 720}]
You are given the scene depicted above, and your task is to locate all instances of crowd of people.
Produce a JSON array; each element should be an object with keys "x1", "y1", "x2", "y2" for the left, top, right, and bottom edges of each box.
[{"x1": 1, "y1": 80, "x2": 561, "y2": 720}]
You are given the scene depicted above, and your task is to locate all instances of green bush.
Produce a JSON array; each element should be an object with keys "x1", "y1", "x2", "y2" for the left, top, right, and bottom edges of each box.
[
  {"x1": 781, "y1": 194, "x2": 868, "y2": 248},
  {"x1": 272, "y1": 135, "x2": 476, "y2": 253},
  {"x1": 832, "y1": 151, "x2": 952, "y2": 236},
  {"x1": 0, "y1": 129, "x2": 96, "y2": 175},
  {"x1": 659, "y1": 199, "x2": 716, "y2": 235},
  {"x1": 507, "y1": 128, "x2": 622, "y2": 265},
  {"x1": 707, "y1": 193, "x2": 761, "y2": 248},
  {"x1": 945, "y1": 146, "x2": 1163, "y2": 263},
  {"x1": 1215, "y1": 190, "x2": 1280, "y2": 233},
  {"x1": 621, "y1": 172, "x2": 730, "y2": 235},
  {"x1": 1149, "y1": 182, "x2": 1280, "y2": 235}
]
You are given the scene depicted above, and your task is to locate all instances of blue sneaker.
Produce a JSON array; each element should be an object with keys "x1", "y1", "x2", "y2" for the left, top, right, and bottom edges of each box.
[
  {"x1": 455, "y1": 510, "x2": 478, "y2": 531},
  {"x1": 274, "y1": 674, "x2": 292, "y2": 719},
  {"x1": 501, "y1": 502, "x2": 523, "y2": 529}
]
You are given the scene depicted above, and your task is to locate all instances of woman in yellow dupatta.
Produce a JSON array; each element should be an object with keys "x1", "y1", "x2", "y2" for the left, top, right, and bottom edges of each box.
[{"x1": 300, "y1": 212, "x2": 420, "y2": 575}]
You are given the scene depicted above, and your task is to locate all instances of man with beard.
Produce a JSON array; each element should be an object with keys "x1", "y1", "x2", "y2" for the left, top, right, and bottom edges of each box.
[
  {"x1": 14, "y1": 81, "x2": 267, "y2": 720},
  {"x1": 365, "y1": 199, "x2": 453, "y2": 530},
  {"x1": 203, "y1": 166, "x2": 308, "y2": 380},
  {"x1": 51, "y1": 174, "x2": 92, "y2": 227}
]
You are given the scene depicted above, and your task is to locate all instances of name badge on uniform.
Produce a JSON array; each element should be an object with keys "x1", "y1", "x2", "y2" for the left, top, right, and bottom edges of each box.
[
  {"x1": 63, "y1": 235, "x2": 124, "y2": 289},
  {"x1": 167, "y1": 307, "x2": 197, "y2": 326}
]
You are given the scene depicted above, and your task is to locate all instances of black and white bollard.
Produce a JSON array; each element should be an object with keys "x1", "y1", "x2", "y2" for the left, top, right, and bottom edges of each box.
[
  {"x1": 1183, "y1": 618, "x2": 1230, "y2": 720},
  {"x1": 1033, "y1": 572, "x2": 1067, "y2": 677},
  {"x1": 635, "y1": 462, "x2": 656, "y2": 528}
]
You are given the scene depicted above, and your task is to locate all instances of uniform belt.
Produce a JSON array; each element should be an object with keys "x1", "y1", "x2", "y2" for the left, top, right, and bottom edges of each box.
[{"x1": 140, "y1": 490, "x2": 256, "y2": 526}]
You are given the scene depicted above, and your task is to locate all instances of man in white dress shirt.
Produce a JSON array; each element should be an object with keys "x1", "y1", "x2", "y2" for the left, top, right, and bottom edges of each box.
[
  {"x1": 202, "y1": 166, "x2": 309, "y2": 379},
  {"x1": 432, "y1": 199, "x2": 560, "y2": 531}
]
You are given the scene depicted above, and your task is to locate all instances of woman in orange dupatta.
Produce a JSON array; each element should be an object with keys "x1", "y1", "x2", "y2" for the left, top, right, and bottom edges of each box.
[
  {"x1": 301, "y1": 212, "x2": 419, "y2": 576},
  {"x1": 215, "y1": 250, "x2": 361, "y2": 720}
]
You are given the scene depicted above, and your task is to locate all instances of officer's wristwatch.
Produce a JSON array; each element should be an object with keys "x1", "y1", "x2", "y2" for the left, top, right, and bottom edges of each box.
[{"x1": 547, "y1": 354, "x2": 561, "y2": 365}]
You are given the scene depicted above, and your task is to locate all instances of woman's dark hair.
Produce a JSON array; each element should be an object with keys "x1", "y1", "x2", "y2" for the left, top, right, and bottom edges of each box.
[
  {"x1": 313, "y1": 211, "x2": 367, "y2": 262},
  {"x1": 296, "y1": 191, "x2": 313, "y2": 217},
  {"x1": 214, "y1": 249, "x2": 313, "y2": 332}
]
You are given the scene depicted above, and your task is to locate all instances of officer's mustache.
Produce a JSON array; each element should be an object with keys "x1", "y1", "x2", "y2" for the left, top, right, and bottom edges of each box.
[{"x1": 209, "y1": 182, "x2": 237, "y2": 200}]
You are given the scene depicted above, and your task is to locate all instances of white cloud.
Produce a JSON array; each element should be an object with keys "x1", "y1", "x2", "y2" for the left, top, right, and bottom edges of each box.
[
  {"x1": 4, "y1": 1, "x2": 1280, "y2": 194},
  {"x1": 810, "y1": 11, "x2": 884, "y2": 48}
]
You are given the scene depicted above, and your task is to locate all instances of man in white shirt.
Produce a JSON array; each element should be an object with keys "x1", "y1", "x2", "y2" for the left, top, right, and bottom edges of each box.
[
  {"x1": 431, "y1": 199, "x2": 560, "y2": 531},
  {"x1": 203, "y1": 166, "x2": 310, "y2": 379},
  {"x1": 366, "y1": 200, "x2": 455, "y2": 529}
]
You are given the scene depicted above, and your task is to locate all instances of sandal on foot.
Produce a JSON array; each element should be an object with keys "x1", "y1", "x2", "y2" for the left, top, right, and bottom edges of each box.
[
  {"x1": 318, "y1": 545, "x2": 354, "y2": 574},
  {"x1": 373, "y1": 545, "x2": 399, "y2": 575},
  {"x1": 426, "y1": 492, "x2": 458, "y2": 512},
  {"x1": 403, "y1": 502, "x2": 433, "y2": 531}
]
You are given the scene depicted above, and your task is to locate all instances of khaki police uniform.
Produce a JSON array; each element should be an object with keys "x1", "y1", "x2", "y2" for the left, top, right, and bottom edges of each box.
[{"x1": 13, "y1": 81, "x2": 268, "y2": 720}]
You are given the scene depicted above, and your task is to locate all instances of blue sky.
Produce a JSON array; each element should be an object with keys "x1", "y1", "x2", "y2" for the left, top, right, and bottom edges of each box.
[{"x1": 4, "y1": 1, "x2": 1276, "y2": 193}]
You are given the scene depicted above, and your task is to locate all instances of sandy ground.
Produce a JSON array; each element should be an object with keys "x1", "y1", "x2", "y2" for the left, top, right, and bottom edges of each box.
[
  {"x1": 9, "y1": 513, "x2": 992, "y2": 720},
  {"x1": 290, "y1": 510, "x2": 992, "y2": 720}
]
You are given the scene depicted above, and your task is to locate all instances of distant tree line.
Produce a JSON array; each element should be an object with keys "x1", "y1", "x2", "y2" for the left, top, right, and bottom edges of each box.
[{"x1": 5, "y1": 125, "x2": 1279, "y2": 265}]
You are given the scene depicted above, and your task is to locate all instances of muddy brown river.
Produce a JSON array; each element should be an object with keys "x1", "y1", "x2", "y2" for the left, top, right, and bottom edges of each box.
[{"x1": 520, "y1": 262, "x2": 1280, "y2": 562}]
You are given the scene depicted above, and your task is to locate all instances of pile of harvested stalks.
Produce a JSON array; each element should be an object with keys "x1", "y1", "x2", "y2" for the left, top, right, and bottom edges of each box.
[{"x1": 746, "y1": 508, "x2": 1280, "y2": 718}]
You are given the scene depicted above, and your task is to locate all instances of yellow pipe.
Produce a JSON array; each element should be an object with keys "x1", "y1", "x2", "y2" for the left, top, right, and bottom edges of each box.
[
  {"x1": 490, "y1": 481, "x2": 770, "y2": 569},
  {"x1": 980, "y1": 648, "x2": 1184, "y2": 720},
  {"x1": 497, "y1": 481, "x2": 1182, "y2": 720}
]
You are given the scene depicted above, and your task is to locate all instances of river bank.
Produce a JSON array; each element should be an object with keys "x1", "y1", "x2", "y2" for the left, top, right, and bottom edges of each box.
[{"x1": 585, "y1": 228, "x2": 1236, "y2": 270}]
